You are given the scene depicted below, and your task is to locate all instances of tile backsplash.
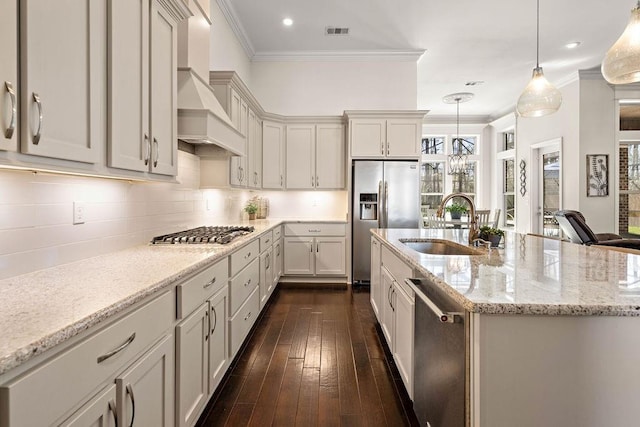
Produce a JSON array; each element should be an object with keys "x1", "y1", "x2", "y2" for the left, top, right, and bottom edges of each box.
[{"x1": 0, "y1": 151, "x2": 347, "y2": 280}]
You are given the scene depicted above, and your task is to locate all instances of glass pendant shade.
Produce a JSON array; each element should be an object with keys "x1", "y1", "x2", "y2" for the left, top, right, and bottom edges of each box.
[
  {"x1": 516, "y1": 66, "x2": 562, "y2": 117},
  {"x1": 602, "y1": 4, "x2": 640, "y2": 84}
]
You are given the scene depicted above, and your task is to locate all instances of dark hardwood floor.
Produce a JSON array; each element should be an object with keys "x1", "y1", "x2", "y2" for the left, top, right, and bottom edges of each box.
[{"x1": 196, "y1": 285, "x2": 419, "y2": 427}]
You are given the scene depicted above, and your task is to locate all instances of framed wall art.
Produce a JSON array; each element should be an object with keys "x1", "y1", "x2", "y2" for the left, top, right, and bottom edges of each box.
[{"x1": 586, "y1": 154, "x2": 608, "y2": 197}]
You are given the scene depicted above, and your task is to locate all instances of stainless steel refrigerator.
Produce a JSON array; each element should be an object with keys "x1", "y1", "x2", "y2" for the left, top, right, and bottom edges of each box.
[{"x1": 352, "y1": 160, "x2": 420, "y2": 284}]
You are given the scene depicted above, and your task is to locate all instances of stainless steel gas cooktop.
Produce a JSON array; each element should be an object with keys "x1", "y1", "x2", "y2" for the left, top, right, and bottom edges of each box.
[{"x1": 150, "y1": 225, "x2": 255, "y2": 245}]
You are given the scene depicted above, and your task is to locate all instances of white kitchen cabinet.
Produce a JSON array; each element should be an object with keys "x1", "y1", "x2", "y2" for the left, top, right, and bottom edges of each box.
[
  {"x1": 347, "y1": 112, "x2": 427, "y2": 159},
  {"x1": 285, "y1": 123, "x2": 345, "y2": 190},
  {"x1": 283, "y1": 237, "x2": 315, "y2": 275},
  {"x1": 207, "y1": 287, "x2": 228, "y2": 395},
  {"x1": 230, "y1": 155, "x2": 247, "y2": 187},
  {"x1": 262, "y1": 121, "x2": 285, "y2": 189},
  {"x1": 229, "y1": 286, "x2": 260, "y2": 356},
  {"x1": 370, "y1": 237, "x2": 382, "y2": 321},
  {"x1": 60, "y1": 384, "x2": 117, "y2": 427},
  {"x1": 393, "y1": 281, "x2": 414, "y2": 399},
  {"x1": 19, "y1": 0, "x2": 106, "y2": 163},
  {"x1": 259, "y1": 246, "x2": 273, "y2": 308},
  {"x1": 176, "y1": 303, "x2": 209, "y2": 427},
  {"x1": 115, "y1": 333, "x2": 174, "y2": 427},
  {"x1": 247, "y1": 109, "x2": 262, "y2": 188},
  {"x1": 0, "y1": 0, "x2": 18, "y2": 152},
  {"x1": 273, "y1": 238, "x2": 283, "y2": 287},
  {"x1": 283, "y1": 223, "x2": 347, "y2": 277},
  {"x1": 108, "y1": 0, "x2": 185, "y2": 176},
  {"x1": 380, "y1": 266, "x2": 395, "y2": 346}
]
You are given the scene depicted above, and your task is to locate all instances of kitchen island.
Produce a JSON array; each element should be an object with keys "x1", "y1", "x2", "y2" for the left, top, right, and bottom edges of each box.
[{"x1": 372, "y1": 228, "x2": 640, "y2": 427}]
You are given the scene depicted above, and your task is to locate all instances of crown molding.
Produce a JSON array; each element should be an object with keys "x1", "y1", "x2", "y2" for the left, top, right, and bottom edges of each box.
[
  {"x1": 216, "y1": 0, "x2": 255, "y2": 58},
  {"x1": 158, "y1": 0, "x2": 192, "y2": 22},
  {"x1": 252, "y1": 49, "x2": 426, "y2": 62}
]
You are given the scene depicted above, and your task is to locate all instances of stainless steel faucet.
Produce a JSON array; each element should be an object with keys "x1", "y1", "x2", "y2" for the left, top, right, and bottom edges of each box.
[{"x1": 436, "y1": 193, "x2": 479, "y2": 245}]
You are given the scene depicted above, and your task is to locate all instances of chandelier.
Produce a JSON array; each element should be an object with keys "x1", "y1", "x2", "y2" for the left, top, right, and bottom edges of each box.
[{"x1": 443, "y1": 92, "x2": 474, "y2": 175}]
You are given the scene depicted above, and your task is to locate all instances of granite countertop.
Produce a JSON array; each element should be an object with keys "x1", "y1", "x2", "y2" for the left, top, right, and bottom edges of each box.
[
  {"x1": 0, "y1": 218, "x2": 347, "y2": 377},
  {"x1": 373, "y1": 228, "x2": 640, "y2": 317}
]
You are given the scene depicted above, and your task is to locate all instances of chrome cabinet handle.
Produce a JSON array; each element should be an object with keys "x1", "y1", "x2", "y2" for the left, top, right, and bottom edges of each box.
[
  {"x1": 4, "y1": 82, "x2": 16, "y2": 139},
  {"x1": 143, "y1": 134, "x2": 150, "y2": 165},
  {"x1": 244, "y1": 251, "x2": 252, "y2": 259},
  {"x1": 211, "y1": 305, "x2": 217, "y2": 334},
  {"x1": 108, "y1": 400, "x2": 118, "y2": 427},
  {"x1": 266, "y1": 253, "x2": 270, "y2": 269},
  {"x1": 254, "y1": 171, "x2": 257, "y2": 185},
  {"x1": 276, "y1": 244, "x2": 280, "y2": 256},
  {"x1": 153, "y1": 137, "x2": 159, "y2": 167},
  {"x1": 316, "y1": 176, "x2": 319, "y2": 187},
  {"x1": 280, "y1": 175, "x2": 283, "y2": 187},
  {"x1": 387, "y1": 142, "x2": 390, "y2": 156},
  {"x1": 244, "y1": 278, "x2": 251, "y2": 287},
  {"x1": 32, "y1": 92, "x2": 42, "y2": 145},
  {"x1": 311, "y1": 175, "x2": 314, "y2": 187},
  {"x1": 97, "y1": 333, "x2": 136, "y2": 363},
  {"x1": 203, "y1": 277, "x2": 216, "y2": 289},
  {"x1": 126, "y1": 384, "x2": 135, "y2": 427},
  {"x1": 204, "y1": 310, "x2": 209, "y2": 340},
  {"x1": 240, "y1": 167, "x2": 245, "y2": 183},
  {"x1": 244, "y1": 311, "x2": 252, "y2": 321},
  {"x1": 380, "y1": 139, "x2": 384, "y2": 155}
]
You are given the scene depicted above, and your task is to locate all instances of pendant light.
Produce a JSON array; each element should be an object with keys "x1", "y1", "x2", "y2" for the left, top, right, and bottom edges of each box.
[
  {"x1": 516, "y1": 0, "x2": 562, "y2": 118},
  {"x1": 602, "y1": 1, "x2": 640, "y2": 84},
  {"x1": 443, "y1": 92, "x2": 474, "y2": 175}
]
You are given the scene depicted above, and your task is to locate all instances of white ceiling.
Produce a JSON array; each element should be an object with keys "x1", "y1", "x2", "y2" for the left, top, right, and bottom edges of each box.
[{"x1": 218, "y1": 0, "x2": 631, "y2": 120}]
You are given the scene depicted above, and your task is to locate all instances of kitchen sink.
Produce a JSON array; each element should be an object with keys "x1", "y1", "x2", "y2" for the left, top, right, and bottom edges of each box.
[{"x1": 399, "y1": 239, "x2": 482, "y2": 256}]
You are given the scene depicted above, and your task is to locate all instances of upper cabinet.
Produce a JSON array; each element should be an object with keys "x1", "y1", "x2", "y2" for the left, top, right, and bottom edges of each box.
[
  {"x1": 109, "y1": 0, "x2": 188, "y2": 176},
  {"x1": 0, "y1": 0, "x2": 17, "y2": 152},
  {"x1": 285, "y1": 122, "x2": 345, "y2": 190},
  {"x1": 19, "y1": 0, "x2": 107, "y2": 163},
  {"x1": 262, "y1": 121, "x2": 285, "y2": 189},
  {"x1": 346, "y1": 111, "x2": 428, "y2": 159}
]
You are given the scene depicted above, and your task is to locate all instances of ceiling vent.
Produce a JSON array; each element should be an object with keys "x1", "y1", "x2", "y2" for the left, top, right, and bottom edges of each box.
[{"x1": 325, "y1": 27, "x2": 349, "y2": 36}]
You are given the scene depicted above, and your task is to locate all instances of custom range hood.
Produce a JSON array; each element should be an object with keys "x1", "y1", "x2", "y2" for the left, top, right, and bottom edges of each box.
[
  {"x1": 176, "y1": 0, "x2": 244, "y2": 156},
  {"x1": 177, "y1": 67, "x2": 244, "y2": 156}
]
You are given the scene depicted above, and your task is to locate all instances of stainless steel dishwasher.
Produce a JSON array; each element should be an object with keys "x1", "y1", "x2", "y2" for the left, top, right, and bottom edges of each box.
[{"x1": 405, "y1": 278, "x2": 468, "y2": 427}]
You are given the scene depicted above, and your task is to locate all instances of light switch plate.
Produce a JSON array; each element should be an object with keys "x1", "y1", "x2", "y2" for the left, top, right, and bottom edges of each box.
[{"x1": 73, "y1": 201, "x2": 85, "y2": 224}]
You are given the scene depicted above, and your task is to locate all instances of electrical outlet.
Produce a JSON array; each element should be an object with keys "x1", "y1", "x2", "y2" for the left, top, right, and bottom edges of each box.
[
  {"x1": 73, "y1": 201, "x2": 85, "y2": 225},
  {"x1": 206, "y1": 199, "x2": 212, "y2": 211}
]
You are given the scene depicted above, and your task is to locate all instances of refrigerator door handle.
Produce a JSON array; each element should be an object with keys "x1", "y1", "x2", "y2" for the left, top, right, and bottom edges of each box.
[
  {"x1": 384, "y1": 181, "x2": 389, "y2": 228},
  {"x1": 378, "y1": 180, "x2": 383, "y2": 228}
]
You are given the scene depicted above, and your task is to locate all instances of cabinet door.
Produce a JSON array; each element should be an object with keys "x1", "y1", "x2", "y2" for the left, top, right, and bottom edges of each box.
[
  {"x1": 393, "y1": 282, "x2": 415, "y2": 399},
  {"x1": 380, "y1": 267, "x2": 395, "y2": 349},
  {"x1": 20, "y1": 0, "x2": 105, "y2": 163},
  {"x1": 247, "y1": 109, "x2": 261, "y2": 188},
  {"x1": 149, "y1": 0, "x2": 178, "y2": 176},
  {"x1": 350, "y1": 119, "x2": 385, "y2": 158},
  {"x1": 283, "y1": 237, "x2": 314, "y2": 275},
  {"x1": 286, "y1": 125, "x2": 315, "y2": 189},
  {"x1": 116, "y1": 334, "x2": 174, "y2": 427},
  {"x1": 230, "y1": 155, "x2": 247, "y2": 187},
  {"x1": 273, "y1": 238, "x2": 282, "y2": 286},
  {"x1": 386, "y1": 119, "x2": 420, "y2": 158},
  {"x1": 229, "y1": 88, "x2": 242, "y2": 134},
  {"x1": 108, "y1": 0, "x2": 149, "y2": 171},
  {"x1": 262, "y1": 121, "x2": 285, "y2": 189},
  {"x1": 315, "y1": 237, "x2": 346, "y2": 276},
  {"x1": 176, "y1": 304, "x2": 208, "y2": 427},
  {"x1": 60, "y1": 384, "x2": 117, "y2": 427},
  {"x1": 0, "y1": 0, "x2": 18, "y2": 152},
  {"x1": 316, "y1": 124, "x2": 345, "y2": 189},
  {"x1": 370, "y1": 237, "x2": 382, "y2": 321},
  {"x1": 208, "y1": 288, "x2": 228, "y2": 395}
]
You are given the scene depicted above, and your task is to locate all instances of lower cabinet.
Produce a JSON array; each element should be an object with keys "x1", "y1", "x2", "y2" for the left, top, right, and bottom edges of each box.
[
  {"x1": 273, "y1": 238, "x2": 283, "y2": 286},
  {"x1": 393, "y1": 281, "x2": 414, "y2": 399},
  {"x1": 380, "y1": 266, "x2": 395, "y2": 346},
  {"x1": 60, "y1": 384, "x2": 117, "y2": 427},
  {"x1": 370, "y1": 237, "x2": 382, "y2": 321},
  {"x1": 259, "y1": 245, "x2": 273, "y2": 308},
  {"x1": 176, "y1": 287, "x2": 228, "y2": 427},
  {"x1": 230, "y1": 287, "x2": 260, "y2": 355},
  {"x1": 282, "y1": 223, "x2": 347, "y2": 278}
]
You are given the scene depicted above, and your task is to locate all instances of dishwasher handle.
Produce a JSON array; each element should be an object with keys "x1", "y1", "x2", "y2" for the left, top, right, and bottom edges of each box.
[{"x1": 404, "y1": 278, "x2": 463, "y2": 323}]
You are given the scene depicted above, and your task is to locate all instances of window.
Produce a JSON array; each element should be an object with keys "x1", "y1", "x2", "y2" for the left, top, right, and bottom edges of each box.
[
  {"x1": 452, "y1": 136, "x2": 476, "y2": 155},
  {"x1": 504, "y1": 132, "x2": 515, "y2": 151},
  {"x1": 503, "y1": 159, "x2": 515, "y2": 226},
  {"x1": 620, "y1": 142, "x2": 640, "y2": 235},
  {"x1": 421, "y1": 162, "x2": 444, "y2": 209},
  {"x1": 451, "y1": 161, "x2": 476, "y2": 197},
  {"x1": 421, "y1": 137, "x2": 445, "y2": 155}
]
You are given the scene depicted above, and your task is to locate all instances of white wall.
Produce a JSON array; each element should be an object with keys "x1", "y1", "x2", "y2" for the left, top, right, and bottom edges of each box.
[
  {"x1": 209, "y1": 0, "x2": 252, "y2": 86},
  {"x1": 250, "y1": 60, "x2": 418, "y2": 115}
]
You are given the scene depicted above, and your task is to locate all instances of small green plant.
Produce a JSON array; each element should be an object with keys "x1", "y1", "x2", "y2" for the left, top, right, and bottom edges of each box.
[
  {"x1": 478, "y1": 226, "x2": 505, "y2": 239},
  {"x1": 244, "y1": 202, "x2": 258, "y2": 215},
  {"x1": 445, "y1": 202, "x2": 468, "y2": 215}
]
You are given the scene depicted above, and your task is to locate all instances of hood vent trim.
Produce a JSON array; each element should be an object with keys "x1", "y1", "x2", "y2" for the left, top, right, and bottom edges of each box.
[{"x1": 177, "y1": 67, "x2": 245, "y2": 156}]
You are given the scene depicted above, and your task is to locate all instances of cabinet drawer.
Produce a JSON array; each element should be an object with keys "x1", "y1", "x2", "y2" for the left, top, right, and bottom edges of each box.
[
  {"x1": 381, "y1": 245, "x2": 413, "y2": 288},
  {"x1": 284, "y1": 223, "x2": 346, "y2": 236},
  {"x1": 177, "y1": 258, "x2": 228, "y2": 319},
  {"x1": 273, "y1": 226, "x2": 282, "y2": 240},
  {"x1": 229, "y1": 287, "x2": 260, "y2": 356},
  {"x1": 230, "y1": 239, "x2": 259, "y2": 276},
  {"x1": 259, "y1": 231, "x2": 273, "y2": 252},
  {"x1": 0, "y1": 291, "x2": 173, "y2": 427},
  {"x1": 229, "y1": 257, "x2": 259, "y2": 315}
]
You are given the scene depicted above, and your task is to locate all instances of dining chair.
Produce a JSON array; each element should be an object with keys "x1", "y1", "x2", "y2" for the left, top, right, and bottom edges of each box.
[
  {"x1": 475, "y1": 210, "x2": 491, "y2": 227},
  {"x1": 424, "y1": 209, "x2": 447, "y2": 228},
  {"x1": 491, "y1": 208, "x2": 501, "y2": 228}
]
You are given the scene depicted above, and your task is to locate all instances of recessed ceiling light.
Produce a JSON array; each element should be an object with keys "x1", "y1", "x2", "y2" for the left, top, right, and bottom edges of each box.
[
  {"x1": 283, "y1": 18, "x2": 293, "y2": 26},
  {"x1": 565, "y1": 41, "x2": 581, "y2": 49}
]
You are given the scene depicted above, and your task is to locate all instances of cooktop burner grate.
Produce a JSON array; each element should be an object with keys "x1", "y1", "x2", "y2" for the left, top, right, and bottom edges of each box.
[{"x1": 150, "y1": 225, "x2": 255, "y2": 245}]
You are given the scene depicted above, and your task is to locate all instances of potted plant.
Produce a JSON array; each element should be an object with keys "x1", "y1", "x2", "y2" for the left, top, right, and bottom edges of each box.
[
  {"x1": 445, "y1": 202, "x2": 468, "y2": 220},
  {"x1": 244, "y1": 202, "x2": 258, "y2": 220},
  {"x1": 478, "y1": 226, "x2": 505, "y2": 247}
]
